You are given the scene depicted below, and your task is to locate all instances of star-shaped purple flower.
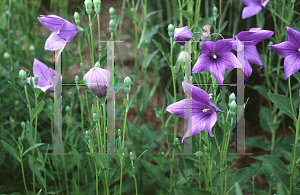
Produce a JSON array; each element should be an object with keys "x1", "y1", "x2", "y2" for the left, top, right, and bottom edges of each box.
[
  {"x1": 192, "y1": 39, "x2": 239, "y2": 83},
  {"x1": 174, "y1": 26, "x2": 193, "y2": 46},
  {"x1": 232, "y1": 27, "x2": 274, "y2": 77},
  {"x1": 83, "y1": 67, "x2": 111, "y2": 98},
  {"x1": 166, "y1": 82, "x2": 220, "y2": 143},
  {"x1": 269, "y1": 26, "x2": 300, "y2": 80},
  {"x1": 240, "y1": 0, "x2": 269, "y2": 19},
  {"x1": 38, "y1": 15, "x2": 78, "y2": 59},
  {"x1": 27, "y1": 58, "x2": 59, "y2": 92}
]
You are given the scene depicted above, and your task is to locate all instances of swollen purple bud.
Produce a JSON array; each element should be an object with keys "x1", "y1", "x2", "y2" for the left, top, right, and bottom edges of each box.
[{"x1": 174, "y1": 26, "x2": 193, "y2": 46}]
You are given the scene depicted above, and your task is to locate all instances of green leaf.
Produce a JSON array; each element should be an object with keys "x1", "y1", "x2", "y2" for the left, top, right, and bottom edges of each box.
[
  {"x1": 165, "y1": 89, "x2": 174, "y2": 106},
  {"x1": 259, "y1": 106, "x2": 276, "y2": 133},
  {"x1": 123, "y1": 98, "x2": 129, "y2": 110},
  {"x1": 251, "y1": 85, "x2": 269, "y2": 99},
  {"x1": 129, "y1": 85, "x2": 141, "y2": 108},
  {"x1": 152, "y1": 39, "x2": 170, "y2": 66},
  {"x1": 116, "y1": 148, "x2": 128, "y2": 168},
  {"x1": 23, "y1": 143, "x2": 44, "y2": 156},
  {"x1": 8, "y1": 81, "x2": 27, "y2": 104},
  {"x1": 37, "y1": 189, "x2": 42, "y2": 195},
  {"x1": 251, "y1": 155, "x2": 288, "y2": 173},
  {"x1": 0, "y1": 150, "x2": 6, "y2": 167},
  {"x1": 246, "y1": 137, "x2": 268, "y2": 150},
  {"x1": 256, "y1": 11, "x2": 265, "y2": 28},
  {"x1": 1, "y1": 140, "x2": 20, "y2": 162},
  {"x1": 142, "y1": 50, "x2": 159, "y2": 69},
  {"x1": 293, "y1": 71, "x2": 300, "y2": 83},
  {"x1": 30, "y1": 100, "x2": 45, "y2": 122},
  {"x1": 86, "y1": 152, "x2": 109, "y2": 170},
  {"x1": 226, "y1": 165, "x2": 257, "y2": 194},
  {"x1": 26, "y1": 121, "x2": 41, "y2": 144},
  {"x1": 268, "y1": 93, "x2": 297, "y2": 120},
  {"x1": 140, "y1": 10, "x2": 161, "y2": 24},
  {"x1": 235, "y1": 182, "x2": 243, "y2": 195},
  {"x1": 263, "y1": 163, "x2": 290, "y2": 192}
]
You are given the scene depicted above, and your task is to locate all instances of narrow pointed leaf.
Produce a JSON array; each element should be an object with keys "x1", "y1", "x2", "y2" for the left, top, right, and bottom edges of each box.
[
  {"x1": 1, "y1": 140, "x2": 20, "y2": 162},
  {"x1": 30, "y1": 100, "x2": 45, "y2": 122},
  {"x1": 23, "y1": 143, "x2": 44, "y2": 156}
]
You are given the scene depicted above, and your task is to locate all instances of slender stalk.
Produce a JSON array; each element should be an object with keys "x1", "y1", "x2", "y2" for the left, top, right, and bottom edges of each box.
[
  {"x1": 97, "y1": 100, "x2": 103, "y2": 153},
  {"x1": 89, "y1": 14, "x2": 95, "y2": 66},
  {"x1": 97, "y1": 14, "x2": 101, "y2": 62},
  {"x1": 131, "y1": 160, "x2": 138, "y2": 194}
]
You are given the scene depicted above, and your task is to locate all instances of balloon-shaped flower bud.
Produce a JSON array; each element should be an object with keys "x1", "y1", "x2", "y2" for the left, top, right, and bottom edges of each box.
[
  {"x1": 3, "y1": 52, "x2": 10, "y2": 60},
  {"x1": 85, "y1": 131, "x2": 90, "y2": 140},
  {"x1": 18, "y1": 137, "x2": 22, "y2": 145},
  {"x1": 34, "y1": 76, "x2": 39, "y2": 86},
  {"x1": 124, "y1": 76, "x2": 132, "y2": 94},
  {"x1": 75, "y1": 75, "x2": 79, "y2": 84},
  {"x1": 65, "y1": 105, "x2": 70, "y2": 113},
  {"x1": 83, "y1": 67, "x2": 111, "y2": 98},
  {"x1": 268, "y1": 41, "x2": 273, "y2": 46},
  {"x1": 94, "y1": 0, "x2": 101, "y2": 14},
  {"x1": 74, "y1": 12, "x2": 80, "y2": 25},
  {"x1": 213, "y1": 5, "x2": 218, "y2": 17},
  {"x1": 177, "y1": 51, "x2": 190, "y2": 69},
  {"x1": 174, "y1": 26, "x2": 193, "y2": 46},
  {"x1": 94, "y1": 61, "x2": 100, "y2": 68},
  {"x1": 130, "y1": 8, "x2": 134, "y2": 14},
  {"x1": 229, "y1": 93, "x2": 236, "y2": 104},
  {"x1": 229, "y1": 100, "x2": 236, "y2": 117},
  {"x1": 130, "y1": 152, "x2": 134, "y2": 161},
  {"x1": 93, "y1": 113, "x2": 98, "y2": 122},
  {"x1": 29, "y1": 45, "x2": 35, "y2": 52},
  {"x1": 109, "y1": 19, "x2": 116, "y2": 33},
  {"x1": 19, "y1": 69, "x2": 27, "y2": 83},
  {"x1": 84, "y1": 0, "x2": 93, "y2": 15},
  {"x1": 21, "y1": 121, "x2": 26, "y2": 129},
  {"x1": 109, "y1": 7, "x2": 115, "y2": 16},
  {"x1": 118, "y1": 129, "x2": 121, "y2": 137},
  {"x1": 15, "y1": 100, "x2": 19, "y2": 107},
  {"x1": 168, "y1": 24, "x2": 175, "y2": 37}
]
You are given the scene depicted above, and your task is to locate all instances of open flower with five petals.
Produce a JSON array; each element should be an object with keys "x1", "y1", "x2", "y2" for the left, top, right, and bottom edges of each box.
[
  {"x1": 269, "y1": 26, "x2": 300, "y2": 80},
  {"x1": 38, "y1": 15, "x2": 78, "y2": 59},
  {"x1": 240, "y1": 0, "x2": 269, "y2": 19},
  {"x1": 192, "y1": 39, "x2": 239, "y2": 83},
  {"x1": 166, "y1": 82, "x2": 221, "y2": 142},
  {"x1": 232, "y1": 27, "x2": 274, "y2": 77}
]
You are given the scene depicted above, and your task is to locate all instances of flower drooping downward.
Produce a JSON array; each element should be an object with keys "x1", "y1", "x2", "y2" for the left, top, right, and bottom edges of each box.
[
  {"x1": 240, "y1": 0, "x2": 269, "y2": 19},
  {"x1": 83, "y1": 63, "x2": 111, "y2": 98},
  {"x1": 38, "y1": 15, "x2": 78, "y2": 59},
  {"x1": 27, "y1": 59, "x2": 58, "y2": 92},
  {"x1": 166, "y1": 82, "x2": 220, "y2": 143},
  {"x1": 174, "y1": 26, "x2": 193, "y2": 46},
  {"x1": 269, "y1": 26, "x2": 300, "y2": 80},
  {"x1": 192, "y1": 39, "x2": 239, "y2": 83}
]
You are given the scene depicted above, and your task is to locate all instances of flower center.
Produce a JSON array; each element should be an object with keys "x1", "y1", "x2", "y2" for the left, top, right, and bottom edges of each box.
[
  {"x1": 210, "y1": 52, "x2": 217, "y2": 59},
  {"x1": 203, "y1": 108, "x2": 214, "y2": 114},
  {"x1": 298, "y1": 48, "x2": 300, "y2": 52},
  {"x1": 47, "y1": 80, "x2": 52, "y2": 85}
]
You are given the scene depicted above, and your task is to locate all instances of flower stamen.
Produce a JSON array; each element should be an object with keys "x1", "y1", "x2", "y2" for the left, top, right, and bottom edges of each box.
[
  {"x1": 298, "y1": 48, "x2": 300, "y2": 52},
  {"x1": 203, "y1": 108, "x2": 214, "y2": 114},
  {"x1": 47, "y1": 80, "x2": 52, "y2": 85}
]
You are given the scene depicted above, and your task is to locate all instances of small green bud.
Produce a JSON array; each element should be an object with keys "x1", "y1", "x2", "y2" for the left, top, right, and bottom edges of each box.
[
  {"x1": 65, "y1": 106, "x2": 71, "y2": 113},
  {"x1": 118, "y1": 129, "x2": 121, "y2": 137},
  {"x1": 29, "y1": 45, "x2": 35, "y2": 52},
  {"x1": 229, "y1": 93, "x2": 236, "y2": 104},
  {"x1": 161, "y1": 151, "x2": 164, "y2": 155},
  {"x1": 291, "y1": 0, "x2": 295, "y2": 3},
  {"x1": 93, "y1": 113, "x2": 98, "y2": 122},
  {"x1": 109, "y1": 7, "x2": 115, "y2": 15},
  {"x1": 175, "y1": 138, "x2": 180, "y2": 145},
  {"x1": 230, "y1": 100, "x2": 236, "y2": 117},
  {"x1": 18, "y1": 137, "x2": 22, "y2": 145},
  {"x1": 94, "y1": 61, "x2": 100, "y2": 68},
  {"x1": 19, "y1": 69, "x2": 27, "y2": 81},
  {"x1": 168, "y1": 24, "x2": 174, "y2": 37},
  {"x1": 15, "y1": 100, "x2": 19, "y2": 107},
  {"x1": 9, "y1": 116, "x2": 15, "y2": 126},
  {"x1": 124, "y1": 76, "x2": 132, "y2": 94},
  {"x1": 3, "y1": 52, "x2": 10, "y2": 60},
  {"x1": 130, "y1": 8, "x2": 134, "y2": 14},
  {"x1": 213, "y1": 5, "x2": 218, "y2": 17},
  {"x1": 268, "y1": 41, "x2": 273, "y2": 46},
  {"x1": 84, "y1": 0, "x2": 93, "y2": 15},
  {"x1": 109, "y1": 19, "x2": 116, "y2": 33},
  {"x1": 130, "y1": 152, "x2": 134, "y2": 161},
  {"x1": 74, "y1": 12, "x2": 80, "y2": 25},
  {"x1": 177, "y1": 51, "x2": 190, "y2": 68},
  {"x1": 75, "y1": 75, "x2": 79, "y2": 84},
  {"x1": 21, "y1": 121, "x2": 26, "y2": 129},
  {"x1": 34, "y1": 76, "x2": 39, "y2": 86},
  {"x1": 94, "y1": 0, "x2": 101, "y2": 14},
  {"x1": 99, "y1": 45, "x2": 102, "y2": 53},
  {"x1": 85, "y1": 131, "x2": 90, "y2": 139}
]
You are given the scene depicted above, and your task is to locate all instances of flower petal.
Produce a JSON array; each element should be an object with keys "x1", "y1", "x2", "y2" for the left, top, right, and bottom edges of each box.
[
  {"x1": 244, "y1": 45, "x2": 263, "y2": 65},
  {"x1": 204, "y1": 112, "x2": 217, "y2": 137},
  {"x1": 182, "y1": 115, "x2": 208, "y2": 143},
  {"x1": 287, "y1": 26, "x2": 300, "y2": 47},
  {"x1": 209, "y1": 59, "x2": 226, "y2": 83},
  {"x1": 192, "y1": 54, "x2": 211, "y2": 73},
  {"x1": 269, "y1": 41, "x2": 299, "y2": 58},
  {"x1": 242, "y1": 4, "x2": 262, "y2": 19},
  {"x1": 182, "y1": 82, "x2": 213, "y2": 103},
  {"x1": 217, "y1": 52, "x2": 239, "y2": 69},
  {"x1": 32, "y1": 59, "x2": 52, "y2": 86},
  {"x1": 57, "y1": 20, "x2": 78, "y2": 41},
  {"x1": 38, "y1": 15, "x2": 65, "y2": 32},
  {"x1": 166, "y1": 98, "x2": 192, "y2": 119},
  {"x1": 201, "y1": 41, "x2": 215, "y2": 54},
  {"x1": 284, "y1": 55, "x2": 300, "y2": 80},
  {"x1": 215, "y1": 39, "x2": 233, "y2": 53},
  {"x1": 243, "y1": 58, "x2": 253, "y2": 77},
  {"x1": 261, "y1": 0, "x2": 269, "y2": 7}
]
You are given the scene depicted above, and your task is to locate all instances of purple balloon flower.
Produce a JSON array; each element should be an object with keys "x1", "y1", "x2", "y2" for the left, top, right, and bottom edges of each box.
[
  {"x1": 232, "y1": 27, "x2": 274, "y2": 77},
  {"x1": 166, "y1": 82, "x2": 220, "y2": 142},
  {"x1": 269, "y1": 26, "x2": 300, "y2": 80},
  {"x1": 240, "y1": 0, "x2": 269, "y2": 19},
  {"x1": 192, "y1": 39, "x2": 239, "y2": 83},
  {"x1": 83, "y1": 68, "x2": 111, "y2": 98},
  {"x1": 38, "y1": 15, "x2": 78, "y2": 59},
  {"x1": 174, "y1": 26, "x2": 193, "y2": 46},
  {"x1": 27, "y1": 58, "x2": 59, "y2": 92}
]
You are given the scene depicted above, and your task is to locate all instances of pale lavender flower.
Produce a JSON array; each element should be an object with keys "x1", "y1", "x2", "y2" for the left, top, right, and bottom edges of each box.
[
  {"x1": 174, "y1": 26, "x2": 193, "y2": 46},
  {"x1": 166, "y1": 82, "x2": 220, "y2": 142},
  {"x1": 240, "y1": 0, "x2": 269, "y2": 19},
  {"x1": 27, "y1": 58, "x2": 58, "y2": 92},
  {"x1": 232, "y1": 27, "x2": 274, "y2": 77},
  {"x1": 269, "y1": 26, "x2": 300, "y2": 80},
  {"x1": 192, "y1": 39, "x2": 238, "y2": 83},
  {"x1": 83, "y1": 68, "x2": 111, "y2": 98},
  {"x1": 38, "y1": 15, "x2": 78, "y2": 58}
]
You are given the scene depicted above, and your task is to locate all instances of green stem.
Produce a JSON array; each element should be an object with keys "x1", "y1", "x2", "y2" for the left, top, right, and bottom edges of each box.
[
  {"x1": 97, "y1": 100, "x2": 103, "y2": 153},
  {"x1": 178, "y1": 0, "x2": 183, "y2": 26},
  {"x1": 89, "y1": 14, "x2": 94, "y2": 66},
  {"x1": 20, "y1": 154, "x2": 29, "y2": 195},
  {"x1": 97, "y1": 14, "x2": 101, "y2": 62},
  {"x1": 132, "y1": 161, "x2": 138, "y2": 194}
]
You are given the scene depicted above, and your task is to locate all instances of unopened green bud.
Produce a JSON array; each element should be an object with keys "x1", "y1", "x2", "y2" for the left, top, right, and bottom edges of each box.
[
  {"x1": 229, "y1": 93, "x2": 236, "y2": 104},
  {"x1": 3, "y1": 52, "x2": 10, "y2": 60},
  {"x1": 15, "y1": 100, "x2": 19, "y2": 107},
  {"x1": 109, "y1": 19, "x2": 116, "y2": 33},
  {"x1": 268, "y1": 41, "x2": 273, "y2": 46},
  {"x1": 130, "y1": 152, "x2": 134, "y2": 161},
  {"x1": 84, "y1": 0, "x2": 93, "y2": 15},
  {"x1": 85, "y1": 131, "x2": 90, "y2": 139},
  {"x1": 109, "y1": 7, "x2": 115, "y2": 15},
  {"x1": 94, "y1": 0, "x2": 101, "y2": 14},
  {"x1": 175, "y1": 138, "x2": 180, "y2": 145},
  {"x1": 99, "y1": 45, "x2": 102, "y2": 53},
  {"x1": 130, "y1": 8, "x2": 134, "y2": 14},
  {"x1": 230, "y1": 100, "x2": 236, "y2": 116},
  {"x1": 19, "y1": 69, "x2": 27, "y2": 81},
  {"x1": 174, "y1": 64, "x2": 180, "y2": 74},
  {"x1": 18, "y1": 137, "x2": 22, "y2": 145},
  {"x1": 94, "y1": 61, "x2": 100, "y2": 68},
  {"x1": 65, "y1": 106, "x2": 70, "y2": 113},
  {"x1": 124, "y1": 76, "x2": 132, "y2": 94},
  {"x1": 29, "y1": 45, "x2": 35, "y2": 52},
  {"x1": 75, "y1": 75, "x2": 79, "y2": 84},
  {"x1": 74, "y1": 12, "x2": 80, "y2": 25},
  {"x1": 177, "y1": 51, "x2": 190, "y2": 69},
  {"x1": 34, "y1": 76, "x2": 39, "y2": 86},
  {"x1": 93, "y1": 113, "x2": 98, "y2": 122},
  {"x1": 21, "y1": 121, "x2": 25, "y2": 129},
  {"x1": 9, "y1": 117, "x2": 15, "y2": 127},
  {"x1": 118, "y1": 129, "x2": 121, "y2": 137},
  {"x1": 213, "y1": 5, "x2": 218, "y2": 17},
  {"x1": 161, "y1": 151, "x2": 164, "y2": 155},
  {"x1": 291, "y1": 0, "x2": 295, "y2": 3},
  {"x1": 168, "y1": 24, "x2": 174, "y2": 37}
]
